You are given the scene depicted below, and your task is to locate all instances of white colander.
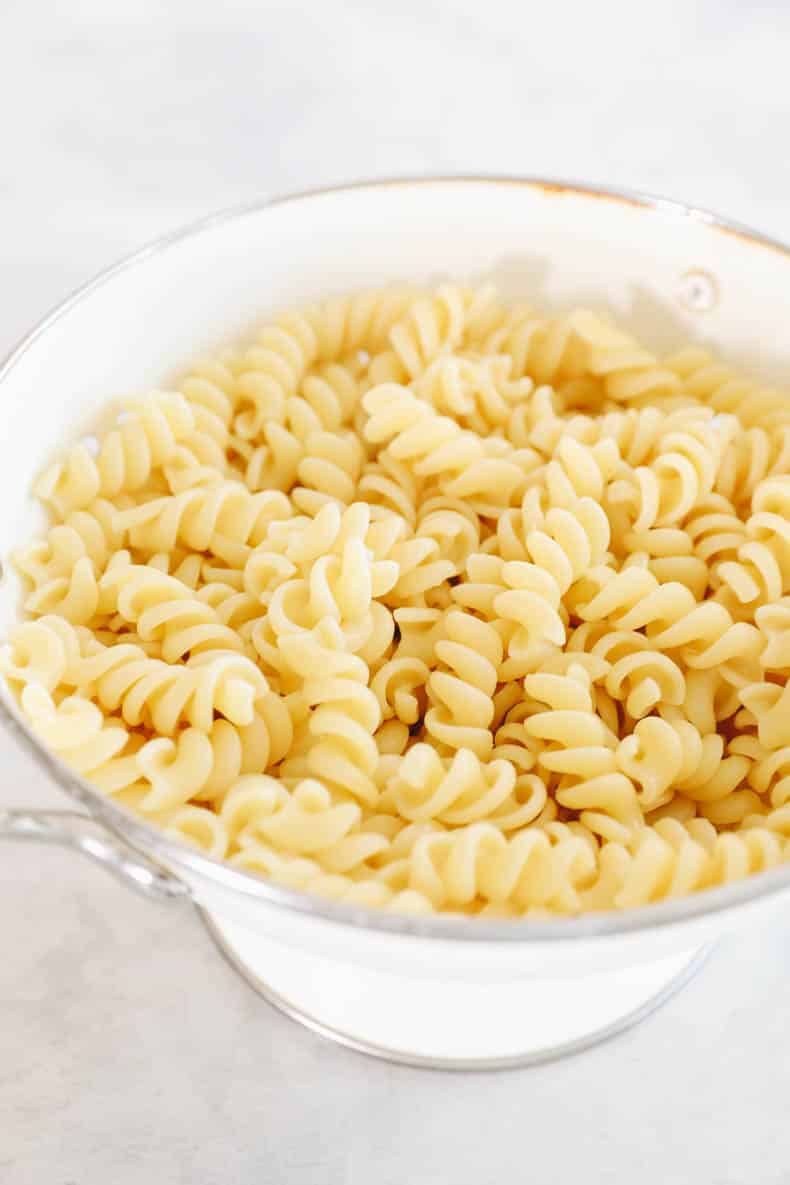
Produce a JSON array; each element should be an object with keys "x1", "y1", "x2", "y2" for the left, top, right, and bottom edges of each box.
[{"x1": 2, "y1": 178, "x2": 790, "y2": 1069}]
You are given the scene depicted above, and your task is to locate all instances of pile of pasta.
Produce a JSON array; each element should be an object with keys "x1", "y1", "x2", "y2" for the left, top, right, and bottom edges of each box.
[{"x1": 5, "y1": 283, "x2": 790, "y2": 917}]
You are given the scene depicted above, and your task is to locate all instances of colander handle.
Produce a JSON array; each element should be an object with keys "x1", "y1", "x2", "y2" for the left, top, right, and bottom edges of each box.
[{"x1": 0, "y1": 809, "x2": 190, "y2": 904}]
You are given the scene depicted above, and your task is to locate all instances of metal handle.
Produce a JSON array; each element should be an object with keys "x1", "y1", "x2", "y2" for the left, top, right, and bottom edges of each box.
[{"x1": 0, "y1": 809, "x2": 190, "y2": 903}]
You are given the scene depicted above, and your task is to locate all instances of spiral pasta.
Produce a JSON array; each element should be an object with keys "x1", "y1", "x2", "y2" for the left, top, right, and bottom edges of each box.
[
  {"x1": 35, "y1": 392, "x2": 197, "y2": 514},
  {"x1": 2, "y1": 615, "x2": 269, "y2": 735},
  {"x1": 424, "y1": 610, "x2": 503, "y2": 757},
  {"x1": 373, "y1": 819, "x2": 598, "y2": 912},
  {"x1": 363, "y1": 384, "x2": 526, "y2": 510},
  {"x1": 388, "y1": 285, "x2": 482, "y2": 380},
  {"x1": 116, "y1": 482, "x2": 293, "y2": 568},
  {"x1": 414, "y1": 354, "x2": 534, "y2": 435},
  {"x1": 98, "y1": 563, "x2": 246, "y2": 660},
  {"x1": 20, "y1": 683, "x2": 139, "y2": 789},
  {"x1": 379, "y1": 743, "x2": 546, "y2": 831},
  {"x1": 7, "y1": 280, "x2": 790, "y2": 918}
]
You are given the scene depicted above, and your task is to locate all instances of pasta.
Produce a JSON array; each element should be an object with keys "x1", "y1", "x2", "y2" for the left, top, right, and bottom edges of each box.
[{"x1": 5, "y1": 281, "x2": 790, "y2": 917}]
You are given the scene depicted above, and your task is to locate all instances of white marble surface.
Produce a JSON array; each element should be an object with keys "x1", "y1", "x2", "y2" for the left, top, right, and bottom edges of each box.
[{"x1": 3, "y1": 2, "x2": 790, "y2": 1181}]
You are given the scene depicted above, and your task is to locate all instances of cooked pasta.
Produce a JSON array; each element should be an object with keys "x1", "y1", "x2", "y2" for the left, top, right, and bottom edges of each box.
[{"x1": 5, "y1": 281, "x2": 790, "y2": 917}]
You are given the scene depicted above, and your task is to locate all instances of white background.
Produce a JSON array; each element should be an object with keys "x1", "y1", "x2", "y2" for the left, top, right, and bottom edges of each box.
[{"x1": 3, "y1": 2, "x2": 790, "y2": 1182}]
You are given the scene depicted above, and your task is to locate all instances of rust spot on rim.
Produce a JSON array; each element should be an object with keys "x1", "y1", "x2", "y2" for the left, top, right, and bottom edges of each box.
[
  {"x1": 519, "y1": 178, "x2": 788, "y2": 258},
  {"x1": 708, "y1": 217, "x2": 783, "y2": 254},
  {"x1": 525, "y1": 179, "x2": 646, "y2": 210}
]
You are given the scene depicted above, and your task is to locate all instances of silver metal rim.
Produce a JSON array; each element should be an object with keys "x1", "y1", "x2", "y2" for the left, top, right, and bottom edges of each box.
[
  {"x1": 3, "y1": 175, "x2": 790, "y2": 945},
  {"x1": 199, "y1": 908, "x2": 712, "y2": 1072}
]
